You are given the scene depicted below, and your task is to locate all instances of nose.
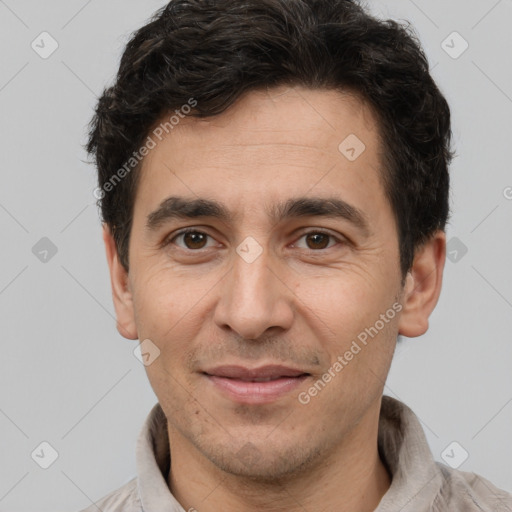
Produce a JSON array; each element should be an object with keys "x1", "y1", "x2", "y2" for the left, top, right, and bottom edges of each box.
[{"x1": 213, "y1": 245, "x2": 295, "y2": 340}]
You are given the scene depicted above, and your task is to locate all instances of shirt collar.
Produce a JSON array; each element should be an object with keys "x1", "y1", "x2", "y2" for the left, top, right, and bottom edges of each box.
[
  {"x1": 135, "y1": 396, "x2": 444, "y2": 511},
  {"x1": 136, "y1": 403, "x2": 184, "y2": 511},
  {"x1": 375, "y1": 396, "x2": 444, "y2": 511}
]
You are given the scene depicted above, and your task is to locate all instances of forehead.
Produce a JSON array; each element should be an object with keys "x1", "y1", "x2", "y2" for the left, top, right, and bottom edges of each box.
[
  {"x1": 134, "y1": 85, "x2": 388, "y2": 224},
  {"x1": 159, "y1": 86, "x2": 380, "y2": 164}
]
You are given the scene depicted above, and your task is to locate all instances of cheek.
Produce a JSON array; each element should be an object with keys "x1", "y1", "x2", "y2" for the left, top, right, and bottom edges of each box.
[
  {"x1": 131, "y1": 263, "x2": 207, "y2": 333},
  {"x1": 296, "y1": 269, "x2": 397, "y2": 333},
  {"x1": 295, "y1": 270, "x2": 401, "y2": 390}
]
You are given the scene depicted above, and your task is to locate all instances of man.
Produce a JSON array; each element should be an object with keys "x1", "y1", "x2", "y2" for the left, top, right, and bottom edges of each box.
[{"x1": 82, "y1": 0, "x2": 512, "y2": 510}]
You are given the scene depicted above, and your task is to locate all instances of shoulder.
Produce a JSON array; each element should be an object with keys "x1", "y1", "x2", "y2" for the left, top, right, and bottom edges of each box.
[
  {"x1": 434, "y1": 462, "x2": 512, "y2": 511},
  {"x1": 77, "y1": 477, "x2": 141, "y2": 512}
]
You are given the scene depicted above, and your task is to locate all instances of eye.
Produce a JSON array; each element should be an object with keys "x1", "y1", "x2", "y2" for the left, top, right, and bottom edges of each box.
[
  {"x1": 164, "y1": 228, "x2": 344, "y2": 252},
  {"x1": 293, "y1": 230, "x2": 341, "y2": 250},
  {"x1": 167, "y1": 229, "x2": 217, "y2": 250}
]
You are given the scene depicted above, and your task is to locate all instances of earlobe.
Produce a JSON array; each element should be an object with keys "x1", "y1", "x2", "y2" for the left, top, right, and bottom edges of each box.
[
  {"x1": 398, "y1": 231, "x2": 446, "y2": 338},
  {"x1": 102, "y1": 224, "x2": 139, "y2": 340}
]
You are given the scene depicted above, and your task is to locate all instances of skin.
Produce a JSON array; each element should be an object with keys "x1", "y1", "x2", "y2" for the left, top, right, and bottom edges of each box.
[{"x1": 103, "y1": 85, "x2": 446, "y2": 512}]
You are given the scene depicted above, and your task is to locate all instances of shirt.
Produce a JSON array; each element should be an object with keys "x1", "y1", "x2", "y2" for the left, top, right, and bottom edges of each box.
[{"x1": 79, "y1": 396, "x2": 512, "y2": 511}]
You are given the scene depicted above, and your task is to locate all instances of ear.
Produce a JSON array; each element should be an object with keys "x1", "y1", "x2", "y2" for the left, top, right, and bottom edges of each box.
[
  {"x1": 102, "y1": 224, "x2": 138, "y2": 340},
  {"x1": 398, "y1": 231, "x2": 446, "y2": 338}
]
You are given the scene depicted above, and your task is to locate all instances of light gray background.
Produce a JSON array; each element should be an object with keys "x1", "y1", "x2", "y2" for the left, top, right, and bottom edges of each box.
[{"x1": 0, "y1": 0, "x2": 511, "y2": 510}]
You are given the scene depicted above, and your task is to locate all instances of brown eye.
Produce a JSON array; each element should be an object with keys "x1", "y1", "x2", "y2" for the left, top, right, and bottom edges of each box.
[
  {"x1": 292, "y1": 230, "x2": 344, "y2": 251},
  {"x1": 169, "y1": 230, "x2": 214, "y2": 250},
  {"x1": 183, "y1": 232, "x2": 207, "y2": 249},
  {"x1": 305, "y1": 233, "x2": 331, "y2": 250}
]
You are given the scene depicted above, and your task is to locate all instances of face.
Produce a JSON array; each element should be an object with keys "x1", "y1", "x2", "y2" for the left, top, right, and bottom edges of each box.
[{"x1": 106, "y1": 85, "x2": 440, "y2": 480}]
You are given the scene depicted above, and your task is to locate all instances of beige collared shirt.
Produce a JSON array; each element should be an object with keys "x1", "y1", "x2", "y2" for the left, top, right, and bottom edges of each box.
[{"x1": 79, "y1": 396, "x2": 512, "y2": 511}]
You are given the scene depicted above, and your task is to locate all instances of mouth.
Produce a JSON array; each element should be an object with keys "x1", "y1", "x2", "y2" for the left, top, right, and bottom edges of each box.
[{"x1": 202, "y1": 365, "x2": 311, "y2": 404}]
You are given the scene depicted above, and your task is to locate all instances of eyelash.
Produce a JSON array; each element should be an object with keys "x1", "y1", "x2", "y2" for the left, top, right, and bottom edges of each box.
[{"x1": 163, "y1": 227, "x2": 344, "y2": 252}]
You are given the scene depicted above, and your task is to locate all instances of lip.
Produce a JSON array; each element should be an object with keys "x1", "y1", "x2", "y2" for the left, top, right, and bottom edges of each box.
[{"x1": 202, "y1": 365, "x2": 310, "y2": 404}]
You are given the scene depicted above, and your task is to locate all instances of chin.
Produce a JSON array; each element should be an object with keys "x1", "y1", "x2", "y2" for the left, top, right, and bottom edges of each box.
[{"x1": 202, "y1": 441, "x2": 324, "y2": 483}]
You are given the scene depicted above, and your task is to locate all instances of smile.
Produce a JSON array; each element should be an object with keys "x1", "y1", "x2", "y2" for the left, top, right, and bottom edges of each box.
[{"x1": 202, "y1": 365, "x2": 311, "y2": 404}]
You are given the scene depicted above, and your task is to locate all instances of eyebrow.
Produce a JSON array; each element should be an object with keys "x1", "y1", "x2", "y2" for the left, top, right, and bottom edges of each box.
[{"x1": 145, "y1": 195, "x2": 370, "y2": 235}]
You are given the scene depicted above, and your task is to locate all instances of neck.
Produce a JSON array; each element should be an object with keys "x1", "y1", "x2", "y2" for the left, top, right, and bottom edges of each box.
[{"x1": 167, "y1": 401, "x2": 391, "y2": 512}]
